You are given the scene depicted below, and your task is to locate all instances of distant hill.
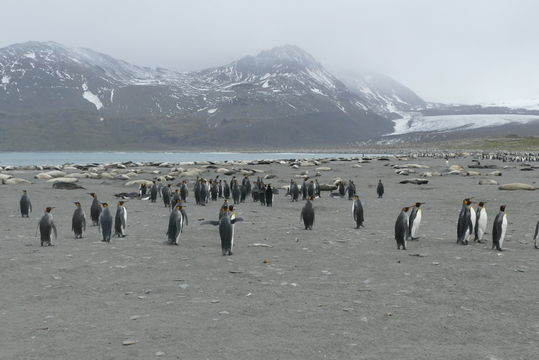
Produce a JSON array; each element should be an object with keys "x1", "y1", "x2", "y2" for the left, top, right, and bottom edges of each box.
[{"x1": 0, "y1": 42, "x2": 424, "y2": 150}]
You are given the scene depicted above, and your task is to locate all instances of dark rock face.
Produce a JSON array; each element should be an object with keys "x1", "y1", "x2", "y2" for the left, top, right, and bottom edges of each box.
[{"x1": 0, "y1": 42, "x2": 413, "y2": 149}]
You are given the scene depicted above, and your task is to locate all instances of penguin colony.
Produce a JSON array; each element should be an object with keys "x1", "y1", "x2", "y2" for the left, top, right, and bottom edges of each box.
[{"x1": 10, "y1": 153, "x2": 538, "y2": 256}]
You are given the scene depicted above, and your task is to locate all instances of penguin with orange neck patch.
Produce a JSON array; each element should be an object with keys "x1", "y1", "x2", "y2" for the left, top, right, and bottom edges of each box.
[
  {"x1": 72, "y1": 202, "x2": 86, "y2": 239},
  {"x1": 492, "y1": 205, "x2": 507, "y2": 251},
  {"x1": 395, "y1": 207, "x2": 409, "y2": 250}
]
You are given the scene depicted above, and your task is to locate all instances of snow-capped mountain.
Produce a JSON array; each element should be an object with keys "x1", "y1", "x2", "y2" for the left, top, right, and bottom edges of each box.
[
  {"x1": 0, "y1": 42, "x2": 403, "y2": 148},
  {"x1": 338, "y1": 71, "x2": 426, "y2": 117}
]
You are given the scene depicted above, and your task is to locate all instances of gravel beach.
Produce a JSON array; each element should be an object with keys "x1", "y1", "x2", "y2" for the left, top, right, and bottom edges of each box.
[{"x1": 1, "y1": 155, "x2": 538, "y2": 360}]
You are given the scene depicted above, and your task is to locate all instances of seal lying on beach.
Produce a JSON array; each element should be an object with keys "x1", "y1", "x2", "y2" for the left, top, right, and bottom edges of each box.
[{"x1": 52, "y1": 182, "x2": 86, "y2": 190}]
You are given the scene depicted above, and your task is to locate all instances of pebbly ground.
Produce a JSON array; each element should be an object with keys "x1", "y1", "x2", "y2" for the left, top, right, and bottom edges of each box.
[{"x1": 1, "y1": 157, "x2": 539, "y2": 360}]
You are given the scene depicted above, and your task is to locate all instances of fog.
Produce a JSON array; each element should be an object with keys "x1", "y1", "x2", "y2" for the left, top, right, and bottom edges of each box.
[{"x1": 2, "y1": 0, "x2": 538, "y2": 104}]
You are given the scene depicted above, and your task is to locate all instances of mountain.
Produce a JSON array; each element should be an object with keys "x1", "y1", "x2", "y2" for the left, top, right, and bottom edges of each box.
[
  {"x1": 0, "y1": 42, "x2": 404, "y2": 149},
  {"x1": 338, "y1": 71, "x2": 426, "y2": 118}
]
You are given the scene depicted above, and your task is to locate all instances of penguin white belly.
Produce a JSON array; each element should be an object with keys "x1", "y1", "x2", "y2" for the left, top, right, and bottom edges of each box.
[
  {"x1": 467, "y1": 208, "x2": 476, "y2": 241},
  {"x1": 231, "y1": 223, "x2": 235, "y2": 251},
  {"x1": 352, "y1": 202, "x2": 356, "y2": 220},
  {"x1": 477, "y1": 209, "x2": 487, "y2": 240},
  {"x1": 122, "y1": 209, "x2": 127, "y2": 236},
  {"x1": 175, "y1": 216, "x2": 183, "y2": 244},
  {"x1": 499, "y1": 214, "x2": 507, "y2": 249},
  {"x1": 411, "y1": 210, "x2": 422, "y2": 238}
]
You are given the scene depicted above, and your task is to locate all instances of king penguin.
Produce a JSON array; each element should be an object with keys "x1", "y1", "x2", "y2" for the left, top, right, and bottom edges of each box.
[
  {"x1": 352, "y1": 195, "x2": 364, "y2": 229},
  {"x1": 98, "y1": 203, "x2": 113, "y2": 242},
  {"x1": 457, "y1": 199, "x2": 474, "y2": 245},
  {"x1": 474, "y1": 202, "x2": 488, "y2": 243},
  {"x1": 376, "y1": 179, "x2": 384, "y2": 199},
  {"x1": 395, "y1": 207, "x2": 409, "y2": 250},
  {"x1": 89, "y1": 193, "x2": 101, "y2": 226},
  {"x1": 167, "y1": 204, "x2": 183, "y2": 245},
  {"x1": 149, "y1": 181, "x2": 158, "y2": 203},
  {"x1": 39, "y1": 207, "x2": 57, "y2": 247},
  {"x1": 114, "y1": 201, "x2": 127, "y2": 238},
  {"x1": 162, "y1": 184, "x2": 172, "y2": 207},
  {"x1": 72, "y1": 201, "x2": 86, "y2": 239},
  {"x1": 492, "y1": 205, "x2": 507, "y2": 251},
  {"x1": 20, "y1": 189, "x2": 32, "y2": 218},
  {"x1": 201, "y1": 206, "x2": 244, "y2": 255},
  {"x1": 301, "y1": 197, "x2": 315, "y2": 230},
  {"x1": 408, "y1": 202, "x2": 423, "y2": 240}
]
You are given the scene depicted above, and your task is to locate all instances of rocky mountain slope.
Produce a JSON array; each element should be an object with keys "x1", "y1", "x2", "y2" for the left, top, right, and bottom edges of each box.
[{"x1": 0, "y1": 42, "x2": 423, "y2": 149}]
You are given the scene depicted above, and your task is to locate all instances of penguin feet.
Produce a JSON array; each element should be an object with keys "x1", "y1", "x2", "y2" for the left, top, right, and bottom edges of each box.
[{"x1": 411, "y1": 237, "x2": 420, "y2": 241}]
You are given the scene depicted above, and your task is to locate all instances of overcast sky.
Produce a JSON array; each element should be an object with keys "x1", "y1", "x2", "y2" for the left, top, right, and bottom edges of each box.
[{"x1": 2, "y1": 0, "x2": 538, "y2": 104}]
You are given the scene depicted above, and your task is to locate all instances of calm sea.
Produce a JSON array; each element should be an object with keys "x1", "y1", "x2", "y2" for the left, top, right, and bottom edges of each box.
[{"x1": 0, "y1": 152, "x2": 371, "y2": 166}]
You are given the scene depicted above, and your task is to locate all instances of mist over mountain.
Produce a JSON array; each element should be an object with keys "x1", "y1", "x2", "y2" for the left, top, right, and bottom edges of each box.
[{"x1": 0, "y1": 41, "x2": 538, "y2": 150}]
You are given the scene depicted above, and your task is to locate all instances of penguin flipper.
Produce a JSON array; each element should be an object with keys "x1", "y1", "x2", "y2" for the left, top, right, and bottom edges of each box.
[
  {"x1": 200, "y1": 220, "x2": 219, "y2": 226},
  {"x1": 231, "y1": 217, "x2": 244, "y2": 224},
  {"x1": 534, "y1": 220, "x2": 539, "y2": 241}
]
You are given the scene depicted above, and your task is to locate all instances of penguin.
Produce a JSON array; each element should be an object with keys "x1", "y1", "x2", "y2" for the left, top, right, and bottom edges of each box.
[
  {"x1": 170, "y1": 189, "x2": 181, "y2": 209},
  {"x1": 314, "y1": 179, "x2": 321, "y2": 198},
  {"x1": 242, "y1": 175, "x2": 251, "y2": 197},
  {"x1": 307, "y1": 180, "x2": 315, "y2": 199},
  {"x1": 98, "y1": 203, "x2": 113, "y2": 242},
  {"x1": 200, "y1": 179, "x2": 209, "y2": 205},
  {"x1": 240, "y1": 183, "x2": 247, "y2": 203},
  {"x1": 290, "y1": 180, "x2": 299, "y2": 202},
  {"x1": 376, "y1": 179, "x2": 384, "y2": 199},
  {"x1": 180, "y1": 180, "x2": 188, "y2": 202},
  {"x1": 218, "y1": 179, "x2": 223, "y2": 198},
  {"x1": 162, "y1": 184, "x2": 172, "y2": 207},
  {"x1": 492, "y1": 205, "x2": 507, "y2": 251},
  {"x1": 89, "y1": 193, "x2": 101, "y2": 226},
  {"x1": 347, "y1": 180, "x2": 356, "y2": 200},
  {"x1": 301, "y1": 197, "x2": 315, "y2": 230},
  {"x1": 139, "y1": 183, "x2": 147, "y2": 198},
  {"x1": 19, "y1": 189, "x2": 32, "y2": 218},
  {"x1": 180, "y1": 204, "x2": 188, "y2": 231},
  {"x1": 352, "y1": 195, "x2": 364, "y2": 229},
  {"x1": 474, "y1": 201, "x2": 488, "y2": 243},
  {"x1": 210, "y1": 180, "x2": 218, "y2": 201},
  {"x1": 38, "y1": 207, "x2": 57, "y2": 246},
  {"x1": 114, "y1": 201, "x2": 127, "y2": 237},
  {"x1": 223, "y1": 179, "x2": 230, "y2": 199},
  {"x1": 71, "y1": 201, "x2": 86, "y2": 239},
  {"x1": 534, "y1": 218, "x2": 539, "y2": 249},
  {"x1": 149, "y1": 181, "x2": 158, "y2": 203},
  {"x1": 232, "y1": 180, "x2": 240, "y2": 205},
  {"x1": 265, "y1": 184, "x2": 274, "y2": 207},
  {"x1": 338, "y1": 181, "x2": 346, "y2": 197},
  {"x1": 201, "y1": 206, "x2": 244, "y2": 255},
  {"x1": 395, "y1": 207, "x2": 410, "y2": 250},
  {"x1": 301, "y1": 179, "x2": 308, "y2": 200},
  {"x1": 167, "y1": 205, "x2": 183, "y2": 245},
  {"x1": 408, "y1": 202, "x2": 423, "y2": 240},
  {"x1": 457, "y1": 199, "x2": 474, "y2": 245},
  {"x1": 19, "y1": 190, "x2": 32, "y2": 217}
]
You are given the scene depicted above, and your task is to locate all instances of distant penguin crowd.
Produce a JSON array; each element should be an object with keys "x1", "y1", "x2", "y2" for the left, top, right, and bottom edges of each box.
[{"x1": 13, "y1": 157, "x2": 538, "y2": 256}]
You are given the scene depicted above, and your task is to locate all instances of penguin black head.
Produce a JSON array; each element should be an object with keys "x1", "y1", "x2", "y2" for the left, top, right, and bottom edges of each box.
[
  {"x1": 175, "y1": 189, "x2": 179, "y2": 192},
  {"x1": 353, "y1": 195, "x2": 359, "y2": 199},
  {"x1": 102, "y1": 203, "x2": 109, "y2": 208},
  {"x1": 22, "y1": 189, "x2": 27, "y2": 193},
  {"x1": 415, "y1": 202, "x2": 423, "y2": 207},
  {"x1": 89, "y1": 193, "x2": 96, "y2": 198},
  {"x1": 463, "y1": 198, "x2": 471, "y2": 205},
  {"x1": 167, "y1": 184, "x2": 171, "y2": 187},
  {"x1": 45, "y1": 207, "x2": 54, "y2": 213},
  {"x1": 152, "y1": 180, "x2": 156, "y2": 184},
  {"x1": 379, "y1": 179, "x2": 382, "y2": 182},
  {"x1": 176, "y1": 205, "x2": 182, "y2": 210},
  {"x1": 478, "y1": 201, "x2": 485, "y2": 207},
  {"x1": 118, "y1": 201, "x2": 125, "y2": 206},
  {"x1": 402, "y1": 207, "x2": 410, "y2": 212},
  {"x1": 175, "y1": 199, "x2": 181, "y2": 204},
  {"x1": 500, "y1": 205, "x2": 506, "y2": 212},
  {"x1": 74, "y1": 202, "x2": 81, "y2": 207},
  {"x1": 228, "y1": 205, "x2": 234, "y2": 211}
]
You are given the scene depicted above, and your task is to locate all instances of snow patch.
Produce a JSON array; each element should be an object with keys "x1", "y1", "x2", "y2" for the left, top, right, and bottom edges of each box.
[
  {"x1": 262, "y1": 80, "x2": 270, "y2": 88},
  {"x1": 207, "y1": 108, "x2": 217, "y2": 114},
  {"x1": 81, "y1": 83, "x2": 103, "y2": 110},
  {"x1": 388, "y1": 114, "x2": 539, "y2": 135},
  {"x1": 2, "y1": 75, "x2": 11, "y2": 84},
  {"x1": 23, "y1": 52, "x2": 36, "y2": 60}
]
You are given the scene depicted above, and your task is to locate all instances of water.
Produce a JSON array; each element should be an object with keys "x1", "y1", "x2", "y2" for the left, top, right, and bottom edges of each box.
[{"x1": 0, "y1": 152, "x2": 369, "y2": 166}]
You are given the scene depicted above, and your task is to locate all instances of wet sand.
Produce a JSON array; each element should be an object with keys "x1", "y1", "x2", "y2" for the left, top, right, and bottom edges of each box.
[{"x1": 1, "y1": 156, "x2": 538, "y2": 359}]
